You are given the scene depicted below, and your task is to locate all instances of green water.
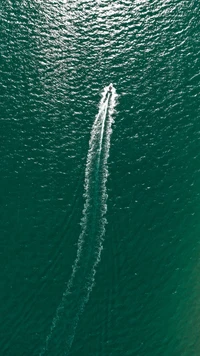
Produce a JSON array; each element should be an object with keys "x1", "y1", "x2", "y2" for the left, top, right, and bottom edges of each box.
[{"x1": 1, "y1": 1, "x2": 200, "y2": 355}]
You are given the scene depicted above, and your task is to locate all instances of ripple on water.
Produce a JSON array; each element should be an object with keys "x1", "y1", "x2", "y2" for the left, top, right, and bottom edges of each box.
[{"x1": 0, "y1": 0, "x2": 200, "y2": 355}]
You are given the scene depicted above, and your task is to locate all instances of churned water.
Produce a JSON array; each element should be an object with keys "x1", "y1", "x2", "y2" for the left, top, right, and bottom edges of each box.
[{"x1": 0, "y1": 1, "x2": 200, "y2": 355}]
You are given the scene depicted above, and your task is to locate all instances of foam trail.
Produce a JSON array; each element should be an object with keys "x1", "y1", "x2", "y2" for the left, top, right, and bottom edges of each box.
[{"x1": 40, "y1": 85, "x2": 117, "y2": 356}]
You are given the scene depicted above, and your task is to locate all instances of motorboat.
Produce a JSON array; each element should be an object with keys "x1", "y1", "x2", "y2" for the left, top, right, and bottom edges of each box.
[
  {"x1": 108, "y1": 84, "x2": 113, "y2": 93},
  {"x1": 104, "y1": 83, "x2": 113, "y2": 102}
]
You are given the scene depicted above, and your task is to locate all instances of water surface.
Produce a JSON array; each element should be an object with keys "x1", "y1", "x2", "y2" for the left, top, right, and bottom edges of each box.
[{"x1": 0, "y1": 0, "x2": 200, "y2": 355}]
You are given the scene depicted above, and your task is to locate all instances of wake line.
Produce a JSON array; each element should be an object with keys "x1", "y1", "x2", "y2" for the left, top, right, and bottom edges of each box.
[{"x1": 40, "y1": 85, "x2": 117, "y2": 356}]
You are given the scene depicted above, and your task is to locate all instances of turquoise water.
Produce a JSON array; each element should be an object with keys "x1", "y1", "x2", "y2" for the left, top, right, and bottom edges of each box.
[{"x1": 1, "y1": 1, "x2": 200, "y2": 355}]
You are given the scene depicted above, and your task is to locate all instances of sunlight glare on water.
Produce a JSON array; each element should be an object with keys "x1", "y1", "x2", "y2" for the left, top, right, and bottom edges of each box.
[{"x1": 0, "y1": 0, "x2": 199, "y2": 355}]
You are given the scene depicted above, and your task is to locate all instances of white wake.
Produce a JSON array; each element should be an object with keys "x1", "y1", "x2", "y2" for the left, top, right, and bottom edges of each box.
[{"x1": 40, "y1": 85, "x2": 118, "y2": 355}]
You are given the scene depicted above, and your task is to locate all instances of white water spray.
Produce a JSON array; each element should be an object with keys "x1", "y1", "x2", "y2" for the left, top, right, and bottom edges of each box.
[{"x1": 40, "y1": 85, "x2": 117, "y2": 356}]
